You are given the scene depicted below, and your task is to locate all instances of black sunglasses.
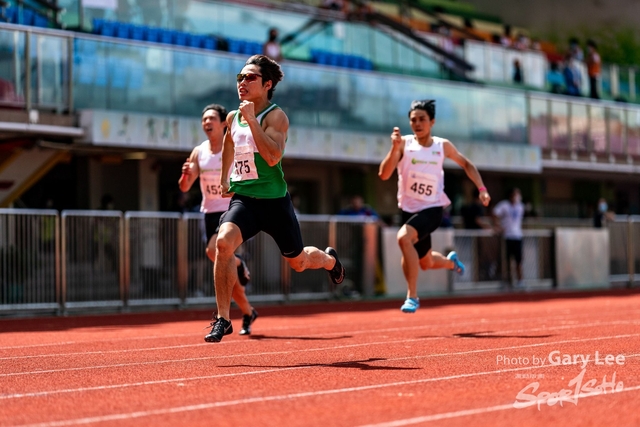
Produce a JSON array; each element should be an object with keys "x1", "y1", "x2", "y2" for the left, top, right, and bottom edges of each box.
[{"x1": 236, "y1": 73, "x2": 262, "y2": 83}]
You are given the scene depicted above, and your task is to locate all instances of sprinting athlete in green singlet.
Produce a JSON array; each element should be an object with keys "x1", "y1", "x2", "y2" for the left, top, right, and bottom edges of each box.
[{"x1": 204, "y1": 55, "x2": 346, "y2": 343}]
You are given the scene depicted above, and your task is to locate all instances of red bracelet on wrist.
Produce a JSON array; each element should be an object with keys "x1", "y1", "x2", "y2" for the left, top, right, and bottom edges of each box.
[{"x1": 478, "y1": 186, "x2": 487, "y2": 192}]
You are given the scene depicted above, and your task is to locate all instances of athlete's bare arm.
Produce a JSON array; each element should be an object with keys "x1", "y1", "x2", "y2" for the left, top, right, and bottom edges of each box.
[
  {"x1": 240, "y1": 102, "x2": 288, "y2": 167},
  {"x1": 443, "y1": 140, "x2": 491, "y2": 206},
  {"x1": 378, "y1": 127, "x2": 405, "y2": 181},
  {"x1": 178, "y1": 147, "x2": 200, "y2": 192},
  {"x1": 220, "y1": 111, "x2": 236, "y2": 196}
]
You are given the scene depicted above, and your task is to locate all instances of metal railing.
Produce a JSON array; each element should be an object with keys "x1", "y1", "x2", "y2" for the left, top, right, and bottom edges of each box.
[
  {"x1": 2, "y1": 209, "x2": 639, "y2": 315},
  {"x1": 0, "y1": 208, "x2": 59, "y2": 310},
  {"x1": 0, "y1": 209, "x2": 379, "y2": 314},
  {"x1": 451, "y1": 229, "x2": 554, "y2": 292},
  {"x1": 61, "y1": 210, "x2": 123, "y2": 310},
  {"x1": 609, "y1": 216, "x2": 640, "y2": 286}
]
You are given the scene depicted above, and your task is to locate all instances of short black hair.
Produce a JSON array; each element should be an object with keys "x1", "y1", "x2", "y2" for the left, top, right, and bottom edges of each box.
[
  {"x1": 202, "y1": 104, "x2": 227, "y2": 120},
  {"x1": 245, "y1": 54, "x2": 284, "y2": 100},
  {"x1": 408, "y1": 99, "x2": 436, "y2": 120},
  {"x1": 202, "y1": 103, "x2": 228, "y2": 131}
]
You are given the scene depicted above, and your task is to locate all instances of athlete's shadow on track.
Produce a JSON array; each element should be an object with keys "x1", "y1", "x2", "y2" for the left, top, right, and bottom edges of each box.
[
  {"x1": 222, "y1": 357, "x2": 419, "y2": 371},
  {"x1": 248, "y1": 334, "x2": 352, "y2": 341},
  {"x1": 451, "y1": 331, "x2": 554, "y2": 339}
]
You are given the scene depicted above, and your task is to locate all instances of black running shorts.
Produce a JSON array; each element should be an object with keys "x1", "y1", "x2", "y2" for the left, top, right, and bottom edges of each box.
[
  {"x1": 204, "y1": 212, "x2": 224, "y2": 244},
  {"x1": 505, "y1": 238, "x2": 523, "y2": 264},
  {"x1": 401, "y1": 206, "x2": 444, "y2": 259},
  {"x1": 220, "y1": 192, "x2": 304, "y2": 258}
]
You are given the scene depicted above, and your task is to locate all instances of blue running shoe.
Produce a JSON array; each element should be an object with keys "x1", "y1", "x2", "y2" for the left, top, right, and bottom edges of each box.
[
  {"x1": 447, "y1": 251, "x2": 465, "y2": 275},
  {"x1": 400, "y1": 297, "x2": 420, "y2": 313}
]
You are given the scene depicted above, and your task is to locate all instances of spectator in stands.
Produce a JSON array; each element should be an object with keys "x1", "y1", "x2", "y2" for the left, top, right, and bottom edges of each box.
[
  {"x1": 439, "y1": 26, "x2": 455, "y2": 78},
  {"x1": 492, "y1": 188, "x2": 525, "y2": 290},
  {"x1": 546, "y1": 61, "x2": 565, "y2": 94},
  {"x1": 500, "y1": 25, "x2": 512, "y2": 48},
  {"x1": 512, "y1": 59, "x2": 523, "y2": 84},
  {"x1": 569, "y1": 37, "x2": 584, "y2": 61},
  {"x1": 586, "y1": 39, "x2": 601, "y2": 99},
  {"x1": 100, "y1": 194, "x2": 115, "y2": 210},
  {"x1": 563, "y1": 54, "x2": 581, "y2": 96},
  {"x1": 263, "y1": 27, "x2": 283, "y2": 62},
  {"x1": 0, "y1": 77, "x2": 21, "y2": 103},
  {"x1": 593, "y1": 197, "x2": 615, "y2": 228},
  {"x1": 462, "y1": 189, "x2": 495, "y2": 280},
  {"x1": 513, "y1": 34, "x2": 530, "y2": 51},
  {"x1": 531, "y1": 38, "x2": 542, "y2": 51},
  {"x1": 322, "y1": 0, "x2": 344, "y2": 12},
  {"x1": 338, "y1": 195, "x2": 379, "y2": 218},
  {"x1": 461, "y1": 189, "x2": 490, "y2": 230}
]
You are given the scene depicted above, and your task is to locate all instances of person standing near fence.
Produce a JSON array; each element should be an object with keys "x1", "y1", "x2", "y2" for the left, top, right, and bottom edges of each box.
[
  {"x1": 207, "y1": 54, "x2": 346, "y2": 342},
  {"x1": 179, "y1": 103, "x2": 258, "y2": 336},
  {"x1": 492, "y1": 187, "x2": 525, "y2": 289},
  {"x1": 378, "y1": 99, "x2": 490, "y2": 313}
]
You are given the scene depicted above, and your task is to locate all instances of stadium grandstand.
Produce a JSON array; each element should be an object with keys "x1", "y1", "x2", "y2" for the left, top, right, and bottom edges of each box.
[{"x1": 1, "y1": 0, "x2": 639, "y2": 312}]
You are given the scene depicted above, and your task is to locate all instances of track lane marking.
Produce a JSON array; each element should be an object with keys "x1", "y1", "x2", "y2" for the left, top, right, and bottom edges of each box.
[
  {"x1": 2, "y1": 317, "x2": 639, "y2": 361},
  {"x1": 2, "y1": 306, "x2": 639, "y2": 351},
  {"x1": 356, "y1": 384, "x2": 640, "y2": 426},
  {"x1": 8, "y1": 363, "x2": 640, "y2": 427},
  {"x1": 2, "y1": 327, "x2": 639, "y2": 378}
]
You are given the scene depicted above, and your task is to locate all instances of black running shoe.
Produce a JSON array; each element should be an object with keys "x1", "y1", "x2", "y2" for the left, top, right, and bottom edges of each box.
[
  {"x1": 239, "y1": 309, "x2": 259, "y2": 336},
  {"x1": 325, "y1": 247, "x2": 346, "y2": 285},
  {"x1": 204, "y1": 316, "x2": 233, "y2": 343},
  {"x1": 236, "y1": 255, "x2": 251, "y2": 286}
]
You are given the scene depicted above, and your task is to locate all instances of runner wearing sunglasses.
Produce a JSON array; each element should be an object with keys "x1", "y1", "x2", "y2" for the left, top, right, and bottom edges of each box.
[
  {"x1": 179, "y1": 104, "x2": 258, "y2": 336},
  {"x1": 205, "y1": 55, "x2": 346, "y2": 343}
]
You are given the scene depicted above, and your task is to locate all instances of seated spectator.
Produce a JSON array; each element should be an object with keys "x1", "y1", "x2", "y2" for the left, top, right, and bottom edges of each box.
[
  {"x1": 263, "y1": 28, "x2": 283, "y2": 62},
  {"x1": 546, "y1": 61, "x2": 565, "y2": 94}
]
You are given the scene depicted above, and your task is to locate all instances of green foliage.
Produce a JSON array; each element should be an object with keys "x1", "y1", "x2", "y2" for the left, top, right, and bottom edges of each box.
[
  {"x1": 594, "y1": 28, "x2": 640, "y2": 67},
  {"x1": 542, "y1": 26, "x2": 640, "y2": 67}
]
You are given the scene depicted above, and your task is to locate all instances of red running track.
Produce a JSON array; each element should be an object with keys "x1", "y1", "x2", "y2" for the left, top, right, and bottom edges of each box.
[{"x1": 1, "y1": 290, "x2": 640, "y2": 427}]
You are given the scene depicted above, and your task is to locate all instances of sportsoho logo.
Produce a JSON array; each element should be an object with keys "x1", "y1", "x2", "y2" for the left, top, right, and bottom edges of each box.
[{"x1": 496, "y1": 350, "x2": 626, "y2": 410}]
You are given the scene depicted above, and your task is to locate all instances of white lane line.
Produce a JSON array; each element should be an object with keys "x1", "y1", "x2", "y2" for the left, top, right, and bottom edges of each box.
[
  {"x1": 2, "y1": 346, "x2": 637, "y2": 402},
  {"x1": 3, "y1": 325, "x2": 640, "y2": 378},
  {"x1": 2, "y1": 316, "x2": 638, "y2": 361},
  {"x1": 0, "y1": 334, "x2": 202, "y2": 350},
  {"x1": 356, "y1": 384, "x2": 640, "y2": 427},
  {"x1": 2, "y1": 305, "x2": 639, "y2": 351},
  {"x1": 0, "y1": 337, "x2": 443, "y2": 378},
  {"x1": 9, "y1": 366, "x2": 640, "y2": 427}
]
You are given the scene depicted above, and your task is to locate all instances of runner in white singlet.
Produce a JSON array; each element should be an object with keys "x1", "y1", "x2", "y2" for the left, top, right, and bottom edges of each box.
[
  {"x1": 178, "y1": 104, "x2": 258, "y2": 336},
  {"x1": 379, "y1": 100, "x2": 491, "y2": 313}
]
